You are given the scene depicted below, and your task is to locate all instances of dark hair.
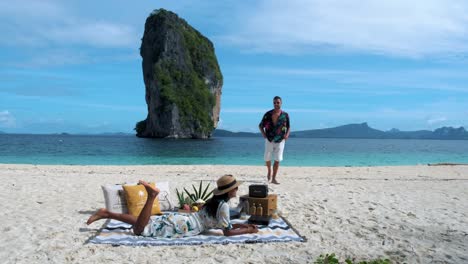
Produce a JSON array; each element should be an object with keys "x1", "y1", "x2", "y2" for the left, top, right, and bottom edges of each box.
[
  {"x1": 273, "y1": 96, "x2": 282, "y2": 101},
  {"x1": 204, "y1": 192, "x2": 230, "y2": 218}
]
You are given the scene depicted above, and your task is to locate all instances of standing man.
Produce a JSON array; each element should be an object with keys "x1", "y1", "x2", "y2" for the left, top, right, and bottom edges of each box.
[{"x1": 259, "y1": 96, "x2": 290, "y2": 184}]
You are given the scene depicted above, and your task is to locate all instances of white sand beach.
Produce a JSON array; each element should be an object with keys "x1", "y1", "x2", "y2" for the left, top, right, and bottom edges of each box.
[{"x1": 0, "y1": 164, "x2": 467, "y2": 263}]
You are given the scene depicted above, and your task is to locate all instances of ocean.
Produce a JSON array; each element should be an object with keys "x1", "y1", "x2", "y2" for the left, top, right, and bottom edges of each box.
[{"x1": 0, "y1": 134, "x2": 467, "y2": 166}]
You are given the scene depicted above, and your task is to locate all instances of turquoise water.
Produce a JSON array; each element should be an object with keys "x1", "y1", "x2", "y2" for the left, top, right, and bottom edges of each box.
[{"x1": 0, "y1": 134, "x2": 467, "y2": 166}]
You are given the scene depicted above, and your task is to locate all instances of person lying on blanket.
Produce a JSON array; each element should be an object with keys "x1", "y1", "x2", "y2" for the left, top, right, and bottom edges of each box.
[{"x1": 87, "y1": 175, "x2": 259, "y2": 237}]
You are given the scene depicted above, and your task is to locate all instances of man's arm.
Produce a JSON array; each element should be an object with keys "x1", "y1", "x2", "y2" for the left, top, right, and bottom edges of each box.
[
  {"x1": 284, "y1": 113, "x2": 290, "y2": 140},
  {"x1": 259, "y1": 114, "x2": 267, "y2": 138},
  {"x1": 259, "y1": 124, "x2": 266, "y2": 138}
]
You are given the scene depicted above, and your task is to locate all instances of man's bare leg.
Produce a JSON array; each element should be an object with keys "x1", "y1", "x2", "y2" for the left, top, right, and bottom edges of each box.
[
  {"x1": 87, "y1": 208, "x2": 138, "y2": 225},
  {"x1": 271, "y1": 161, "x2": 280, "y2": 184},
  {"x1": 266, "y1": 161, "x2": 272, "y2": 182},
  {"x1": 133, "y1": 180, "x2": 160, "y2": 235}
]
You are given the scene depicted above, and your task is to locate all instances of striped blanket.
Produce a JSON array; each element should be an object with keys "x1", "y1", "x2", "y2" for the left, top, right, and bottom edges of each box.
[{"x1": 89, "y1": 215, "x2": 306, "y2": 246}]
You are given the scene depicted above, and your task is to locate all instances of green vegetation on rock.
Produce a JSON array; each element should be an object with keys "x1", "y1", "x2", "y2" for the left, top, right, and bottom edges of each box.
[
  {"x1": 153, "y1": 58, "x2": 216, "y2": 135},
  {"x1": 134, "y1": 120, "x2": 146, "y2": 135}
]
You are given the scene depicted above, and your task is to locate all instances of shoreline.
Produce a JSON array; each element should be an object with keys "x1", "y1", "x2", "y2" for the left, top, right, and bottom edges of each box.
[
  {"x1": 1, "y1": 164, "x2": 467, "y2": 263},
  {"x1": 2, "y1": 162, "x2": 468, "y2": 167}
]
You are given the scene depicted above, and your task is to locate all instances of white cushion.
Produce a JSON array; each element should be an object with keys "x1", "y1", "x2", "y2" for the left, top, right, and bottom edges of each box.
[
  {"x1": 154, "y1": 181, "x2": 174, "y2": 211},
  {"x1": 101, "y1": 181, "x2": 174, "y2": 213},
  {"x1": 101, "y1": 184, "x2": 128, "y2": 214}
]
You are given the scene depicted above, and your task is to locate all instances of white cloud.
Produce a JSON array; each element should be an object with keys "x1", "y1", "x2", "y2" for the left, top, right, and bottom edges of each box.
[
  {"x1": 0, "y1": 111, "x2": 16, "y2": 128},
  {"x1": 0, "y1": 1, "x2": 138, "y2": 48},
  {"x1": 0, "y1": 0, "x2": 64, "y2": 19},
  {"x1": 245, "y1": 66, "x2": 468, "y2": 94},
  {"x1": 47, "y1": 21, "x2": 136, "y2": 47},
  {"x1": 17, "y1": 50, "x2": 92, "y2": 68},
  {"x1": 427, "y1": 116, "x2": 448, "y2": 125},
  {"x1": 221, "y1": 0, "x2": 468, "y2": 57}
]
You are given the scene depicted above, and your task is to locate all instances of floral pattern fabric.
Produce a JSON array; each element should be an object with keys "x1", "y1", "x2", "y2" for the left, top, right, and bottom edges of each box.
[
  {"x1": 141, "y1": 213, "x2": 203, "y2": 238},
  {"x1": 141, "y1": 202, "x2": 232, "y2": 238},
  {"x1": 259, "y1": 110, "x2": 290, "y2": 143}
]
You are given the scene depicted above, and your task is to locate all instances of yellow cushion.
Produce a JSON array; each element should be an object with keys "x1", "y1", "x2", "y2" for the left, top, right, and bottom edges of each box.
[{"x1": 122, "y1": 183, "x2": 162, "y2": 217}]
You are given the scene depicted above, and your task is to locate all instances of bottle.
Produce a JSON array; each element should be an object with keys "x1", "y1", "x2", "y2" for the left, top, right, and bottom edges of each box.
[
  {"x1": 257, "y1": 203, "x2": 263, "y2": 216},
  {"x1": 241, "y1": 200, "x2": 249, "y2": 219},
  {"x1": 250, "y1": 203, "x2": 256, "y2": 216},
  {"x1": 243, "y1": 200, "x2": 250, "y2": 212}
]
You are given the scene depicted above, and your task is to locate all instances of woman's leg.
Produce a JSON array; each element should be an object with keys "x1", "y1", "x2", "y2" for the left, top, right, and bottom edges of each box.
[
  {"x1": 87, "y1": 180, "x2": 160, "y2": 229},
  {"x1": 132, "y1": 180, "x2": 160, "y2": 235},
  {"x1": 87, "y1": 208, "x2": 137, "y2": 225}
]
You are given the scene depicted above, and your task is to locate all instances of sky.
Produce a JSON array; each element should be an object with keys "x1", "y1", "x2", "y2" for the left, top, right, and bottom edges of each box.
[{"x1": 1, "y1": 0, "x2": 468, "y2": 134}]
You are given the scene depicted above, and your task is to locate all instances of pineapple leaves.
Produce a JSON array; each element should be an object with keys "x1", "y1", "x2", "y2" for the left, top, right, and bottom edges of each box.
[{"x1": 177, "y1": 181, "x2": 214, "y2": 208}]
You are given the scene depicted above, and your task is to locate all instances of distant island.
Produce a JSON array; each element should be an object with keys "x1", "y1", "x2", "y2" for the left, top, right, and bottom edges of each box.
[{"x1": 213, "y1": 122, "x2": 468, "y2": 140}]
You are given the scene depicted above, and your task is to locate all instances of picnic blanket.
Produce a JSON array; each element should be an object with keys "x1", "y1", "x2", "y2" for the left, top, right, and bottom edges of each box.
[{"x1": 89, "y1": 215, "x2": 306, "y2": 246}]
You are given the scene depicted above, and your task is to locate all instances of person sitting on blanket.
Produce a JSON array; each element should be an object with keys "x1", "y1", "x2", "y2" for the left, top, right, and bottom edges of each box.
[{"x1": 87, "y1": 175, "x2": 259, "y2": 237}]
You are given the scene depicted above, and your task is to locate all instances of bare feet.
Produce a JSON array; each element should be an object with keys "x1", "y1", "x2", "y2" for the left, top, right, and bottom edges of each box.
[
  {"x1": 87, "y1": 208, "x2": 108, "y2": 225},
  {"x1": 271, "y1": 179, "x2": 280, "y2": 184},
  {"x1": 267, "y1": 174, "x2": 271, "y2": 182},
  {"x1": 138, "y1": 180, "x2": 160, "y2": 197}
]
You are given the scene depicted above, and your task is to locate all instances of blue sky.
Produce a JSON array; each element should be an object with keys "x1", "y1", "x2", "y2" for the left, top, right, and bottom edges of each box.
[{"x1": 1, "y1": 0, "x2": 468, "y2": 134}]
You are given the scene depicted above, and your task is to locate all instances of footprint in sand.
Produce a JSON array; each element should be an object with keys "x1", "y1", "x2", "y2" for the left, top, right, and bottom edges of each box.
[
  {"x1": 381, "y1": 237, "x2": 395, "y2": 246},
  {"x1": 406, "y1": 212, "x2": 417, "y2": 218}
]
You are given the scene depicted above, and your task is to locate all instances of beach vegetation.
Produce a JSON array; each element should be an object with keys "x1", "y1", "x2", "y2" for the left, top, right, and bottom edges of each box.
[{"x1": 314, "y1": 253, "x2": 391, "y2": 264}]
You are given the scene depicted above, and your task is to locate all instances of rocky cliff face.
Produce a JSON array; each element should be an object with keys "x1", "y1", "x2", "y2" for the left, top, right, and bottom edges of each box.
[{"x1": 136, "y1": 9, "x2": 223, "y2": 139}]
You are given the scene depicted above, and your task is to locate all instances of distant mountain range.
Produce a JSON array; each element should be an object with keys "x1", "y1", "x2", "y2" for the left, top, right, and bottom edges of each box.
[
  {"x1": 1, "y1": 123, "x2": 467, "y2": 139},
  {"x1": 213, "y1": 123, "x2": 468, "y2": 140}
]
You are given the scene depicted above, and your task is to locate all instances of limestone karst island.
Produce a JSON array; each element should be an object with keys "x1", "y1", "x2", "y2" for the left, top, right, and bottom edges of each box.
[{"x1": 135, "y1": 9, "x2": 223, "y2": 139}]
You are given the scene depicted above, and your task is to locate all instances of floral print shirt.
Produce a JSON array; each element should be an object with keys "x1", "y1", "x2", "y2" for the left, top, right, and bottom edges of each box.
[{"x1": 259, "y1": 110, "x2": 290, "y2": 142}]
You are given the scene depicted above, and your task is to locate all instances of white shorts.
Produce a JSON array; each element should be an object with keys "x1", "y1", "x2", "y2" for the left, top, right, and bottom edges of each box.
[{"x1": 264, "y1": 139, "x2": 285, "y2": 162}]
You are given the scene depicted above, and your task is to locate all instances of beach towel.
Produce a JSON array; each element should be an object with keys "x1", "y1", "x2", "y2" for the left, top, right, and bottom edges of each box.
[{"x1": 89, "y1": 214, "x2": 306, "y2": 246}]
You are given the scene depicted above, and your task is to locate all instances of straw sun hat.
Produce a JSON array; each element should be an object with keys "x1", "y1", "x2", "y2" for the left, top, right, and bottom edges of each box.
[{"x1": 213, "y1": 174, "x2": 242, "y2": 195}]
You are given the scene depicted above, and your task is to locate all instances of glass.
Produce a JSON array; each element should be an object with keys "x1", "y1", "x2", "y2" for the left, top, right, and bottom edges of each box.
[{"x1": 240, "y1": 200, "x2": 250, "y2": 220}]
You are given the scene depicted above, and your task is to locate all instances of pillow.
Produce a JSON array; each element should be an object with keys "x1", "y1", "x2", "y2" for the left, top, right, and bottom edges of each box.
[
  {"x1": 123, "y1": 183, "x2": 162, "y2": 217},
  {"x1": 155, "y1": 181, "x2": 175, "y2": 211},
  {"x1": 101, "y1": 184, "x2": 128, "y2": 214},
  {"x1": 102, "y1": 181, "x2": 174, "y2": 213}
]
